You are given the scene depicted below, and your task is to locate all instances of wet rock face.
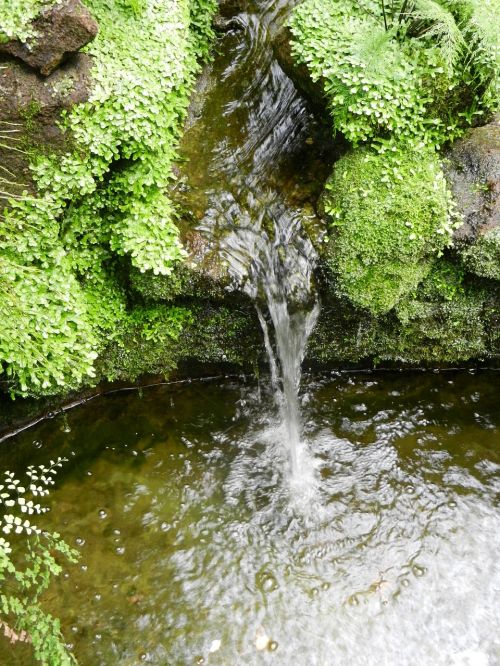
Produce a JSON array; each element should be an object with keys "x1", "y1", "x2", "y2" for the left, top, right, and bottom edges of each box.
[
  {"x1": 445, "y1": 116, "x2": 500, "y2": 242},
  {"x1": 0, "y1": 53, "x2": 93, "y2": 201},
  {"x1": 272, "y1": 26, "x2": 328, "y2": 114},
  {"x1": 0, "y1": 0, "x2": 98, "y2": 76}
]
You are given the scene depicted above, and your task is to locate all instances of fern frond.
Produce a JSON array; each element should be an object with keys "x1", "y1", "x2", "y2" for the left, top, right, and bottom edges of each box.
[
  {"x1": 462, "y1": 0, "x2": 499, "y2": 106},
  {"x1": 407, "y1": 0, "x2": 465, "y2": 69}
]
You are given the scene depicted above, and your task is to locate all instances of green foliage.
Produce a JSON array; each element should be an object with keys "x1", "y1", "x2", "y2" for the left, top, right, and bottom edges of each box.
[
  {"x1": 290, "y1": 4, "x2": 438, "y2": 146},
  {"x1": 0, "y1": 0, "x2": 217, "y2": 397},
  {"x1": 460, "y1": 227, "x2": 500, "y2": 280},
  {"x1": 459, "y1": 0, "x2": 500, "y2": 110},
  {"x1": 0, "y1": 459, "x2": 79, "y2": 665},
  {"x1": 0, "y1": 258, "x2": 98, "y2": 396},
  {"x1": 291, "y1": 0, "x2": 498, "y2": 317},
  {"x1": 323, "y1": 147, "x2": 457, "y2": 314},
  {"x1": 0, "y1": 0, "x2": 55, "y2": 43},
  {"x1": 289, "y1": 0, "x2": 498, "y2": 147},
  {"x1": 97, "y1": 304, "x2": 260, "y2": 383},
  {"x1": 125, "y1": 306, "x2": 194, "y2": 344}
]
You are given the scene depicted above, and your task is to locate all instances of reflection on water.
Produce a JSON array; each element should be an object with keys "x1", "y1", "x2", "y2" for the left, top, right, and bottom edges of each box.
[{"x1": 1, "y1": 371, "x2": 499, "y2": 665}]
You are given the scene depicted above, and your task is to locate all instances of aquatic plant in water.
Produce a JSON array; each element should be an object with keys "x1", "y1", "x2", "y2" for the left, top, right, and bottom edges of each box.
[{"x1": 0, "y1": 458, "x2": 79, "y2": 665}]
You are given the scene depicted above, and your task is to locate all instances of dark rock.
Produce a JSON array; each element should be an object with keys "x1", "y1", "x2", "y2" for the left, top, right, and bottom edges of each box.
[
  {"x1": 0, "y1": 0, "x2": 98, "y2": 76},
  {"x1": 445, "y1": 115, "x2": 500, "y2": 243},
  {"x1": 0, "y1": 53, "x2": 93, "y2": 203},
  {"x1": 218, "y1": 0, "x2": 250, "y2": 18},
  {"x1": 183, "y1": 227, "x2": 232, "y2": 289},
  {"x1": 272, "y1": 26, "x2": 328, "y2": 114}
]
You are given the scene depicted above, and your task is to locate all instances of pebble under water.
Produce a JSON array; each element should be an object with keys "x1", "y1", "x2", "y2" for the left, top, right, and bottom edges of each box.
[{"x1": 1, "y1": 371, "x2": 499, "y2": 665}]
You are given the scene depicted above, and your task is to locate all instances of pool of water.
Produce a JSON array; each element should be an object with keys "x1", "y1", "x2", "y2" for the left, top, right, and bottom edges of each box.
[{"x1": 1, "y1": 370, "x2": 499, "y2": 665}]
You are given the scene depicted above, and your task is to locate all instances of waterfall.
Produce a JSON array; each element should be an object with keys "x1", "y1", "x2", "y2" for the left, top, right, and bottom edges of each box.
[
  {"x1": 180, "y1": 0, "x2": 323, "y2": 476},
  {"x1": 221, "y1": 195, "x2": 320, "y2": 477}
]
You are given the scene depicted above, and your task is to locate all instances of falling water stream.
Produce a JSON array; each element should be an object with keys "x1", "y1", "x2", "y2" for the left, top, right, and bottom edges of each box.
[
  {"x1": 178, "y1": 0, "x2": 328, "y2": 477},
  {"x1": 221, "y1": 201, "x2": 320, "y2": 478}
]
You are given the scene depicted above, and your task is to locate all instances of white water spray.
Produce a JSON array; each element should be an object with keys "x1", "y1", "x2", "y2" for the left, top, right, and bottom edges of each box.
[{"x1": 220, "y1": 195, "x2": 319, "y2": 477}]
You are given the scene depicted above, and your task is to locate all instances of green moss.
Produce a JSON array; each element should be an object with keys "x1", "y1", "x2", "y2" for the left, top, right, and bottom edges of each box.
[
  {"x1": 460, "y1": 228, "x2": 500, "y2": 280},
  {"x1": 97, "y1": 303, "x2": 260, "y2": 382},
  {"x1": 129, "y1": 262, "x2": 226, "y2": 302},
  {"x1": 310, "y1": 260, "x2": 497, "y2": 364},
  {"x1": 323, "y1": 147, "x2": 455, "y2": 315},
  {"x1": 393, "y1": 263, "x2": 489, "y2": 361},
  {"x1": 0, "y1": 0, "x2": 217, "y2": 397}
]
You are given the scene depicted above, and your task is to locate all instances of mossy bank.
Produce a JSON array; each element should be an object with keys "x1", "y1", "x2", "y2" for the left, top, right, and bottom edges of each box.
[{"x1": 0, "y1": 0, "x2": 499, "y2": 406}]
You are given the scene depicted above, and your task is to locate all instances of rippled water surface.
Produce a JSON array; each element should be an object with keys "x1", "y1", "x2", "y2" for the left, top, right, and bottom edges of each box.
[{"x1": 1, "y1": 371, "x2": 499, "y2": 665}]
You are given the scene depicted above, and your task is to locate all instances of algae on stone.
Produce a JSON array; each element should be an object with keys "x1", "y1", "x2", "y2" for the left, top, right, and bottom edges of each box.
[{"x1": 322, "y1": 147, "x2": 455, "y2": 315}]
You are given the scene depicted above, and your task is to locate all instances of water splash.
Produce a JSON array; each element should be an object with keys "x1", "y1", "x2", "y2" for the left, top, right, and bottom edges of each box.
[{"x1": 218, "y1": 193, "x2": 320, "y2": 477}]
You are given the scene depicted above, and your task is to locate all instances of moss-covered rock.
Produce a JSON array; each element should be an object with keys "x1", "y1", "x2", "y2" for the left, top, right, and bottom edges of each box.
[
  {"x1": 0, "y1": 0, "x2": 98, "y2": 76},
  {"x1": 96, "y1": 302, "x2": 261, "y2": 383},
  {"x1": 321, "y1": 147, "x2": 455, "y2": 315},
  {"x1": 445, "y1": 116, "x2": 499, "y2": 242},
  {"x1": 460, "y1": 227, "x2": 500, "y2": 280},
  {"x1": 311, "y1": 259, "x2": 498, "y2": 365}
]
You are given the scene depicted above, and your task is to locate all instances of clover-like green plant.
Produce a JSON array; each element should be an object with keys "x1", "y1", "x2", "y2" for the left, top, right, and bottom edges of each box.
[
  {"x1": 0, "y1": 0, "x2": 217, "y2": 397},
  {"x1": 0, "y1": 457, "x2": 79, "y2": 665}
]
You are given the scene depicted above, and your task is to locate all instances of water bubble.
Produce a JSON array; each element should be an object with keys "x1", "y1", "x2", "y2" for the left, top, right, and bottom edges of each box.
[
  {"x1": 81, "y1": 564, "x2": 88, "y2": 572},
  {"x1": 98, "y1": 510, "x2": 108, "y2": 519},
  {"x1": 113, "y1": 529, "x2": 121, "y2": 535},
  {"x1": 401, "y1": 579, "x2": 410, "y2": 587},
  {"x1": 71, "y1": 626, "x2": 78, "y2": 634},
  {"x1": 94, "y1": 593, "x2": 102, "y2": 601},
  {"x1": 256, "y1": 569, "x2": 278, "y2": 593},
  {"x1": 269, "y1": 641, "x2": 278, "y2": 651},
  {"x1": 195, "y1": 658, "x2": 204, "y2": 665},
  {"x1": 95, "y1": 634, "x2": 101, "y2": 641},
  {"x1": 76, "y1": 537, "x2": 85, "y2": 547},
  {"x1": 321, "y1": 582, "x2": 330, "y2": 591},
  {"x1": 33, "y1": 440, "x2": 43, "y2": 449},
  {"x1": 208, "y1": 639, "x2": 221, "y2": 653},
  {"x1": 160, "y1": 522, "x2": 169, "y2": 531},
  {"x1": 412, "y1": 566, "x2": 426, "y2": 578},
  {"x1": 116, "y1": 546, "x2": 125, "y2": 555},
  {"x1": 87, "y1": 471, "x2": 92, "y2": 476}
]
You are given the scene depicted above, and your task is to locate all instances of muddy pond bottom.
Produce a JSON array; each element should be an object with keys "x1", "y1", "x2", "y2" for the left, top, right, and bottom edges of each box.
[{"x1": 2, "y1": 371, "x2": 499, "y2": 665}]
